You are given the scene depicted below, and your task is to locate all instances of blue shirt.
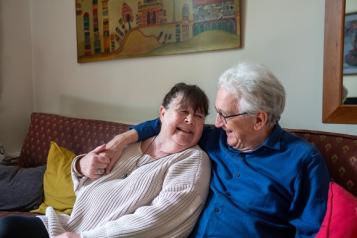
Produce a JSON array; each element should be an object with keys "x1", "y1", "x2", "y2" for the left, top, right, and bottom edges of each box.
[{"x1": 133, "y1": 120, "x2": 330, "y2": 238}]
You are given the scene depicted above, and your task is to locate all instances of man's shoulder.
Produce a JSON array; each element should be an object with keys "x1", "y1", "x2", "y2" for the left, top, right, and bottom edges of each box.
[
  {"x1": 279, "y1": 129, "x2": 323, "y2": 160},
  {"x1": 264, "y1": 125, "x2": 316, "y2": 153},
  {"x1": 281, "y1": 129, "x2": 316, "y2": 148}
]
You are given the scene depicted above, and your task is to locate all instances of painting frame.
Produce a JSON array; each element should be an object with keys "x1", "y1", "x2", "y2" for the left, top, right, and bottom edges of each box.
[
  {"x1": 343, "y1": 12, "x2": 357, "y2": 75},
  {"x1": 75, "y1": 0, "x2": 241, "y2": 63}
]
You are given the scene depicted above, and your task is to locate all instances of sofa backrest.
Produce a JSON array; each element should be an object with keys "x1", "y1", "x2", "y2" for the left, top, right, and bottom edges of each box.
[
  {"x1": 19, "y1": 113, "x2": 129, "y2": 167},
  {"x1": 18, "y1": 113, "x2": 357, "y2": 196},
  {"x1": 287, "y1": 129, "x2": 357, "y2": 197}
]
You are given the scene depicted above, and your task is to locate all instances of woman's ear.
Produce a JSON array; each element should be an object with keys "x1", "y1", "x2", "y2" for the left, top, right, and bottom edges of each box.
[
  {"x1": 253, "y1": 112, "x2": 268, "y2": 130},
  {"x1": 159, "y1": 105, "x2": 166, "y2": 121}
]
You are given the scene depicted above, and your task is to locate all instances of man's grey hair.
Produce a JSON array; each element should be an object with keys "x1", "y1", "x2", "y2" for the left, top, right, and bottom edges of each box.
[{"x1": 218, "y1": 62, "x2": 286, "y2": 127}]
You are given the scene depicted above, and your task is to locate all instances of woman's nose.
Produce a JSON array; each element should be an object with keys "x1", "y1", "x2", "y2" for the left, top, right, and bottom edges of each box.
[{"x1": 185, "y1": 114, "x2": 193, "y2": 124}]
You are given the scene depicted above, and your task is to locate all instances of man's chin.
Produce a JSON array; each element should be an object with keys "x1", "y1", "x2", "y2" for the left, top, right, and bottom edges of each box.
[{"x1": 226, "y1": 138, "x2": 237, "y2": 148}]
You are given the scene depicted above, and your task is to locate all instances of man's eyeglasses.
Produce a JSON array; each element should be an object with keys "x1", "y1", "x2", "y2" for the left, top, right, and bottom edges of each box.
[{"x1": 215, "y1": 107, "x2": 249, "y2": 124}]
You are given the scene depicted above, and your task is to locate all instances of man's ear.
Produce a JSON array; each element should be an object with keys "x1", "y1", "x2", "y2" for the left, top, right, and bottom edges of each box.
[
  {"x1": 254, "y1": 111, "x2": 268, "y2": 130},
  {"x1": 159, "y1": 105, "x2": 166, "y2": 122}
]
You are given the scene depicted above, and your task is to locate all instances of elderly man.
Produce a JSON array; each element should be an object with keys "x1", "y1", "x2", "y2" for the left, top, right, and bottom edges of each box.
[{"x1": 106, "y1": 62, "x2": 330, "y2": 237}]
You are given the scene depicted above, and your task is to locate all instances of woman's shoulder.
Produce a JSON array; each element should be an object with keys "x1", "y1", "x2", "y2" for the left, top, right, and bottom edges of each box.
[
  {"x1": 180, "y1": 145, "x2": 208, "y2": 158},
  {"x1": 126, "y1": 141, "x2": 142, "y2": 152},
  {"x1": 173, "y1": 146, "x2": 210, "y2": 168},
  {"x1": 166, "y1": 146, "x2": 211, "y2": 184}
]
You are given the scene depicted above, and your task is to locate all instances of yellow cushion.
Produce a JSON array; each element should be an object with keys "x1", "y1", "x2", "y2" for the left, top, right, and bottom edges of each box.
[{"x1": 31, "y1": 142, "x2": 76, "y2": 214}]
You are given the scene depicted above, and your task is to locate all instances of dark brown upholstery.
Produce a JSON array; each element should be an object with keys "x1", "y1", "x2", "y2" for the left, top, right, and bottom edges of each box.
[
  {"x1": 288, "y1": 129, "x2": 357, "y2": 197},
  {"x1": 17, "y1": 113, "x2": 357, "y2": 195},
  {"x1": 18, "y1": 113, "x2": 129, "y2": 167},
  {"x1": 1, "y1": 112, "x2": 356, "y2": 218}
]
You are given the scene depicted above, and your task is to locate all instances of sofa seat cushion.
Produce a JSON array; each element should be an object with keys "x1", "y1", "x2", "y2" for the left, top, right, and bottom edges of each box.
[{"x1": 0, "y1": 211, "x2": 38, "y2": 218}]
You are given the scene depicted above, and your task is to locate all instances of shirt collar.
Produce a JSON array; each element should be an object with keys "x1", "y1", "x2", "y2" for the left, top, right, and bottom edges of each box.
[
  {"x1": 259, "y1": 123, "x2": 283, "y2": 151},
  {"x1": 228, "y1": 124, "x2": 283, "y2": 153}
]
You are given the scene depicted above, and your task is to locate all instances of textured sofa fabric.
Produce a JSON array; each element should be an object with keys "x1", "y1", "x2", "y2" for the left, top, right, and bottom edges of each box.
[
  {"x1": 1, "y1": 112, "x2": 356, "y2": 218},
  {"x1": 287, "y1": 129, "x2": 357, "y2": 196},
  {"x1": 18, "y1": 113, "x2": 129, "y2": 167}
]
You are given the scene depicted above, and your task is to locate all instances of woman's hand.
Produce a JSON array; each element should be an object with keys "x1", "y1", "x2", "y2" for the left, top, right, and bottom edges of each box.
[
  {"x1": 103, "y1": 130, "x2": 138, "y2": 173},
  {"x1": 77, "y1": 144, "x2": 110, "y2": 179},
  {"x1": 54, "y1": 232, "x2": 80, "y2": 238}
]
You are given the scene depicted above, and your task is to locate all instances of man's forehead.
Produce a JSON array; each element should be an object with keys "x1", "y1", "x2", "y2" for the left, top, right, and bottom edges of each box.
[
  {"x1": 217, "y1": 87, "x2": 239, "y2": 99},
  {"x1": 215, "y1": 91, "x2": 240, "y2": 111}
]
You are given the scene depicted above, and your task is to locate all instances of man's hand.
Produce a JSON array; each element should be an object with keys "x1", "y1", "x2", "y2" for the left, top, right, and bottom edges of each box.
[
  {"x1": 103, "y1": 130, "x2": 138, "y2": 174},
  {"x1": 54, "y1": 232, "x2": 80, "y2": 238},
  {"x1": 78, "y1": 144, "x2": 110, "y2": 179}
]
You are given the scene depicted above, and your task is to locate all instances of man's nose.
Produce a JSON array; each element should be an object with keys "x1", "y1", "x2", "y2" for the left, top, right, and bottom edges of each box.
[{"x1": 215, "y1": 114, "x2": 224, "y2": 128}]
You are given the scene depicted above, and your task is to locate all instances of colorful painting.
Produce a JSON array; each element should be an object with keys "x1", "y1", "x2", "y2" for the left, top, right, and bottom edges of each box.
[
  {"x1": 344, "y1": 12, "x2": 357, "y2": 75},
  {"x1": 75, "y1": 0, "x2": 241, "y2": 62}
]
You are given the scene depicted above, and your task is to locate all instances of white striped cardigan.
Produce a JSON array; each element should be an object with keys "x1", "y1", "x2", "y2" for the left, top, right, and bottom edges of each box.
[{"x1": 39, "y1": 143, "x2": 211, "y2": 238}]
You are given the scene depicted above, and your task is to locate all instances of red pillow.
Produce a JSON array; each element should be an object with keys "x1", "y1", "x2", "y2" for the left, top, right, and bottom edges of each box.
[{"x1": 315, "y1": 182, "x2": 357, "y2": 238}]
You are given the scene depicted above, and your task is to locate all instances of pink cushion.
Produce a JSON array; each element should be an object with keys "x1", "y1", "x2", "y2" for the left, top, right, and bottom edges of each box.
[{"x1": 315, "y1": 182, "x2": 357, "y2": 238}]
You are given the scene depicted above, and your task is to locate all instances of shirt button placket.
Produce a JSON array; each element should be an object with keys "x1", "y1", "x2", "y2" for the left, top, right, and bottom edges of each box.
[
  {"x1": 234, "y1": 153, "x2": 244, "y2": 179},
  {"x1": 214, "y1": 207, "x2": 221, "y2": 213}
]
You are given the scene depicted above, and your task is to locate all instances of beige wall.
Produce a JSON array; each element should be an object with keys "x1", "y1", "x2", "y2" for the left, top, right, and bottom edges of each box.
[
  {"x1": 1, "y1": 0, "x2": 357, "y2": 154},
  {"x1": 0, "y1": 0, "x2": 33, "y2": 154}
]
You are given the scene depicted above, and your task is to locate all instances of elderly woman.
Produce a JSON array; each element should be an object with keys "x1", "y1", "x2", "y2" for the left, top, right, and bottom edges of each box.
[{"x1": 0, "y1": 83, "x2": 211, "y2": 238}]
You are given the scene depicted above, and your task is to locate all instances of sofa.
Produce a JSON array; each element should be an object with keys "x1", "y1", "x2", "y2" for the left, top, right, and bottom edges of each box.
[{"x1": 0, "y1": 112, "x2": 356, "y2": 235}]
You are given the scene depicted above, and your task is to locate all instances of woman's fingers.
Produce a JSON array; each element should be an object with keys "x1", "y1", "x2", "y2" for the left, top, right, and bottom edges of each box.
[
  {"x1": 93, "y1": 144, "x2": 106, "y2": 154},
  {"x1": 80, "y1": 150, "x2": 110, "y2": 179}
]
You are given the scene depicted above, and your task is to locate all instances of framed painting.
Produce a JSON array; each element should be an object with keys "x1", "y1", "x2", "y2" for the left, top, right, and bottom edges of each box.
[
  {"x1": 75, "y1": 0, "x2": 241, "y2": 63},
  {"x1": 344, "y1": 12, "x2": 357, "y2": 75}
]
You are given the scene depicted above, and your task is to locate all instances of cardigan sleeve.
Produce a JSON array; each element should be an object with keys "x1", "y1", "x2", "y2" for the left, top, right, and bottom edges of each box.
[
  {"x1": 71, "y1": 154, "x2": 91, "y2": 194},
  {"x1": 81, "y1": 148, "x2": 211, "y2": 238}
]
